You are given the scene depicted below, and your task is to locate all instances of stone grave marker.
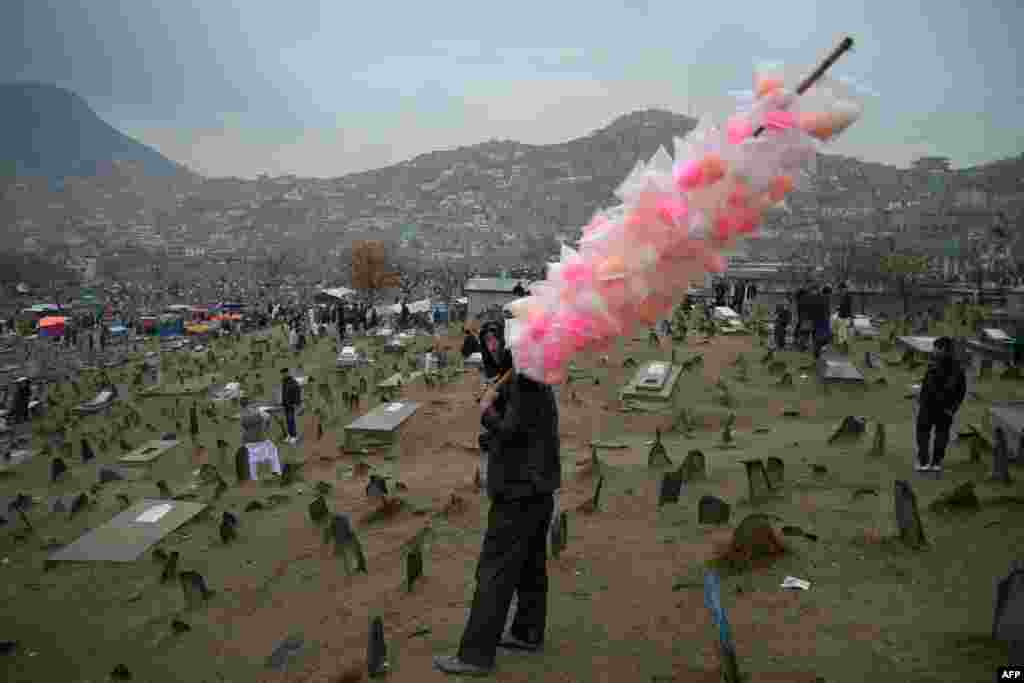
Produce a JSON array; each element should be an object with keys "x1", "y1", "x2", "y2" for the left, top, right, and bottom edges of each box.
[
  {"x1": 219, "y1": 511, "x2": 239, "y2": 543},
  {"x1": 69, "y1": 492, "x2": 89, "y2": 518},
  {"x1": 366, "y1": 475, "x2": 388, "y2": 499},
  {"x1": 577, "y1": 476, "x2": 604, "y2": 514},
  {"x1": 764, "y1": 457, "x2": 784, "y2": 486},
  {"x1": 266, "y1": 634, "x2": 306, "y2": 672},
  {"x1": 704, "y1": 571, "x2": 741, "y2": 683},
  {"x1": 778, "y1": 371, "x2": 793, "y2": 387},
  {"x1": 180, "y1": 570, "x2": 213, "y2": 609},
  {"x1": 741, "y1": 459, "x2": 773, "y2": 502},
  {"x1": 992, "y1": 432, "x2": 1013, "y2": 484},
  {"x1": 161, "y1": 551, "x2": 180, "y2": 583},
  {"x1": 551, "y1": 511, "x2": 568, "y2": 558},
  {"x1": 81, "y1": 438, "x2": 95, "y2": 462},
  {"x1": 867, "y1": 423, "x2": 887, "y2": 457},
  {"x1": 894, "y1": 480, "x2": 927, "y2": 549},
  {"x1": 928, "y1": 482, "x2": 980, "y2": 513},
  {"x1": 993, "y1": 560, "x2": 1024, "y2": 647},
  {"x1": 368, "y1": 616, "x2": 388, "y2": 677},
  {"x1": 308, "y1": 496, "x2": 328, "y2": 524},
  {"x1": 659, "y1": 471, "x2": 684, "y2": 507},
  {"x1": 698, "y1": 495, "x2": 730, "y2": 525},
  {"x1": 329, "y1": 514, "x2": 368, "y2": 575},
  {"x1": 50, "y1": 457, "x2": 68, "y2": 483},
  {"x1": 405, "y1": 544, "x2": 423, "y2": 593},
  {"x1": 828, "y1": 416, "x2": 867, "y2": 445},
  {"x1": 679, "y1": 450, "x2": 704, "y2": 483},
  {"x1": 648, "y1": 428, "x2": 671, "y2": 467}
]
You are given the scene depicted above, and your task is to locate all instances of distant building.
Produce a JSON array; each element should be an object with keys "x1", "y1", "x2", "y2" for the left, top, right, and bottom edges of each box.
[{"x1": 464, "y1": 278, "x2": 529, "y2": 318}]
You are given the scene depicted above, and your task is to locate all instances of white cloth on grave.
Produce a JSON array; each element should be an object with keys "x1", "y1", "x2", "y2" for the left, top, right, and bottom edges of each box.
[{"x1": 245, "y1": 440, "x2": 283, "y2": 479}]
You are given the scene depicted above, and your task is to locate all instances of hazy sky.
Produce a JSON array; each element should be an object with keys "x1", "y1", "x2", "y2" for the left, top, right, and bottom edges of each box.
[{"x1": 4, "y1": 0, "x2": 1022, "y2": 178}]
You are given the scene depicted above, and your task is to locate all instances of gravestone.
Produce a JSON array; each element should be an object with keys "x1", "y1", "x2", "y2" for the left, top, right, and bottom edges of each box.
[
  {"x1": 180, "y1": 570, "x2": 213, "y2": 609},
  {"x1": 161, "y1": 551, "x2": 180, "y2": 583},
  {"x1": 367, "y1": 616, "x2": 388, "y2": 678},
  {"x1": 50, "y1": 457, "x2": 68, "y2": 483},
  {"x1": 778, "y1": 372, "x2": 793, "y2": 387},
  {"x1": 867, "y1": 422, "x2": 887, "y2": 457},
  {"x1": 764, "y1": 457, "x2": 784, "y2": 486},
  {"x1": 266, "y1": 634, "x2": 306, "y2": 672},
  {"x1": 366, "y1": 475, "x2": 388, "y2": 499},
  {"x1": 828, "y1": 416, "x2": 867, "y2": 444},
  {"x1": 928, "y1": 482, "x2": 980, "y2": 513},
  {"x1": 658, "y1": 468, "x2": 685, "y2": 506},
  {"x1": 577, "y1": 476, "x2": 604, "y2": 514},
  {"x1": 329, "y1": 514, "x2": 367, "y2": 575},
  {"x1": 648, "y1": 428, "x2": 671, "y2": 467},
  {"x1": 698, "y1": 495, "x2": 731, "y2": 525},
  {"x1": 993, "y1": 561, "x2": 1024, "y2": 647},
  {"x1": 308, "y1": 496, "x2": 328, "y2": 524},
  {"x1": 405, "y1": 546, "x2": 423, "y2": 592},
  {"x1": 894, "y1": 480, "x2": 927, "y2": 549},
  {"x1": 817, "y1": 356, "x2": 865, "y2": 384},
  {"x1": 219, "y1": 511, "x2": 238, "y2": 544},
  {"x1": 992, "y1": 432, "x2": 1013, "y2": 484},
  {"x1": 81, "y1": 439, "x2": 95, "y2": 463},
  {"x1": 741, "y1": 459, "x2": 773, "y2": 502},
  {"x1": 69, "y1": 492, "x2": 89, "y2": 518},
  {"x1": 551, "y1": 511, "x2": 568, "y2": 558},
  {"x1": 864, "y1": 351, "x2": 882, "y2": 369}
]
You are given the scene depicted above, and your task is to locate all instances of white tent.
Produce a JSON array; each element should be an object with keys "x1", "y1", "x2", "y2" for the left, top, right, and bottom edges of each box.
[{"x1": 319, "y1": 287, "x2": 355, "y2": 300}]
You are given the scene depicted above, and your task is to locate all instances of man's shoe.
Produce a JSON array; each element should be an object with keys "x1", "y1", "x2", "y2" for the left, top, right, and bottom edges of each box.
[
  {"x1": 914, "y1": 461, "x2": 931, "y2": 472},
  {"x1": 929, "y1": 463, "x2": 943, "y2": 472},
  {"x1": 499, "y1": 634, "x2": 542, "y2": 652},
  {"x1": 433, "y1": 655, "x2": 492, "y2": 676}
]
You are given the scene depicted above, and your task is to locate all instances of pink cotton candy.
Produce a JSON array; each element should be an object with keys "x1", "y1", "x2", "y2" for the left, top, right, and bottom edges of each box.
[
  {"x1": 542, "y1": 341, "x2": 568, "y2": 373},
  {"x1": 762, "y1": 110, "x2": 798, "y2": 131},
  {"x1": 727, "y1": 116, "x2": 754, "y2": 145},
  {"x1": 705, "y1": 250, "x2": 727, "y2": 273},
  {"x1": 526, "y1": 314, "x2": 552, "y2": 344},
  {"x1": 656, "y1": 196, "x2": 689, "y2": 225},
  {"x1": 563, "y1": 312, "x2": 593, "y2": 351},
  {"x1": 561, "y1": 260, "x2": 595, "y2": 289},
  {"x1": 673, "y1": 159, "x2": 704, "y2": 191}
]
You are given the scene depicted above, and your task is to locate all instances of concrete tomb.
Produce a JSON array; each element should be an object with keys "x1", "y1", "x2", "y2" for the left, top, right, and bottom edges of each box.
[
  {"x1": 698, "y1": 495, "x2": 731, "y2": 525},
  {"x1": 49, "y1": 499, "x2": 206, "y2": 563}
]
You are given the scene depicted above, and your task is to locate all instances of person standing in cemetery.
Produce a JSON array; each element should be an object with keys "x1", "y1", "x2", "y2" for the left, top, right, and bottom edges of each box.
[
  {"x1": 812, "y1": 286, "x2": 833, "y2": 359},
  {"x1": 774, "y1": 301, "x2": 791, "y2": 350},
  {"x1": 240, "y1": 396, "x2": 269, "y2": 445},
  {"x1": 280, "y1": 368, "x2": 302, "y2": 444},
  {"x1": 11, "y1": 377, "x2": 31, "y2": 424},
  {"x1": 915, "y1": 336, "x2": 967, "y2": 473},
  {"x1": 434, "y1": 349, "x2": 561, "y2": 676},
  {"x1": 835, "y1": 282, "x2": 853, "y2": 348}
]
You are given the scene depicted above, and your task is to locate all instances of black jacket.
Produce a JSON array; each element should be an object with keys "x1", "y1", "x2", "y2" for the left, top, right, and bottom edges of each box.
[
  {"x1": 776, "y1": 305, "x2": 792, "y2": 327},
  {"x1": 460, "y1": 334, "x2": 481, "y2": 359},
  {"x1": 481, "y1": 374, "x2": 561, "y2": 500},
  {"x1": 281, "y1": 376, "x2": 302, "y2": 408},
  {"x1": 919, "y1": 354, "x2": 967, "y2": 416}
]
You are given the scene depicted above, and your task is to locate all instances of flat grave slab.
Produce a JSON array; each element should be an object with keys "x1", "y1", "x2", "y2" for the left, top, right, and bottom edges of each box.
[
  {"x1": 817, "y1": 356, "x2": 865, "y2": 384},
  {"x1": 48, "y1": 498, "x2": 206, "y2": 563},
  {"x1": 344, "y1": 401, "x2": 421, "y2": 449},
  {"x1": 118, "y1": 439, "x2": 180, "y2": 465},
  {"x1": 621, "y1": 363, "x2": 683, "y2": 404},
  {"x1": 896, "y1": 336, "x2": 937, "y2": 356}
]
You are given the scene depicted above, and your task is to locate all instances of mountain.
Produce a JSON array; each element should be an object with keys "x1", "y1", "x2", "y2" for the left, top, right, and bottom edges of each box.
[{"x1": 0, "y1": 82, "x2": 187, "y2": 180}]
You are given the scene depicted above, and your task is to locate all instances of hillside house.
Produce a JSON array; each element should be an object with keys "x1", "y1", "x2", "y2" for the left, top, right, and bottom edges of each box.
[{"x1": 464, "y1": 278, "x2": 529, "y2": 318}]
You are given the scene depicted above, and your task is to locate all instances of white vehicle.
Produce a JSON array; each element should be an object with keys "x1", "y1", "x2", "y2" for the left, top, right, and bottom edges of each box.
[{"x1": 712, "y1": 306, "x2": 746, "y2": 333}]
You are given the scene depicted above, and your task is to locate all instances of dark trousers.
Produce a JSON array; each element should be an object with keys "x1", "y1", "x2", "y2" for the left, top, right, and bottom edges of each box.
[
  {"x1": 774, "y1": 324, "x2": 787, "y2": 350},
  {"x1": 458, "y1": 493, "x2": 554, "y2": 668},
  {"x1": 916, "y1": 409, "x2": 953, "y2": 465},
  {"x1": 812, "y1": 327, "x2": 832, "y2": 359},
  {"x1": 284, "y1": 406, "x2": 297, "y2": 438}
]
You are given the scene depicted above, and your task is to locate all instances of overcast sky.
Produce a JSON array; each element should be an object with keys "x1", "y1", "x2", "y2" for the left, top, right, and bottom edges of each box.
[{"x1": 4, "y1": 0, "x2": 1022, "y2": 179}]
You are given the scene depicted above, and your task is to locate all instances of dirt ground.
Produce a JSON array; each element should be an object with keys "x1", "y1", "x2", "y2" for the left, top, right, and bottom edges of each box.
[{"x1": 1, "y1": 322, "x2": 1022, "y2": 683}]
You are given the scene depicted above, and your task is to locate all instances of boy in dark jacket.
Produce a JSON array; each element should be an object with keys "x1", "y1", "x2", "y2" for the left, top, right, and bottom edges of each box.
[
  {"x1": 280, "y1": 368, "x2": 302, "y2": 444},
  {"x1": 434, "y1": 366, "x2": 560, "y2": 676},
  {"x1": 915, "y1": 337, "x2": 967, "y2": 472}
]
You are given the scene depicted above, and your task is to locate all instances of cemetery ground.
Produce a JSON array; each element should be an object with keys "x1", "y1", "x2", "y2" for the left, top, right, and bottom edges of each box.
[{"x1": 1, "y1": 322, "x2": 1022, "y2": 683}]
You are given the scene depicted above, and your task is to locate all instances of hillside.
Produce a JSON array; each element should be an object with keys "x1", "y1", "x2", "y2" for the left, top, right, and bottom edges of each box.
[{"x1": 0, "y1": 82, "x2": 187, "y2": 181}]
